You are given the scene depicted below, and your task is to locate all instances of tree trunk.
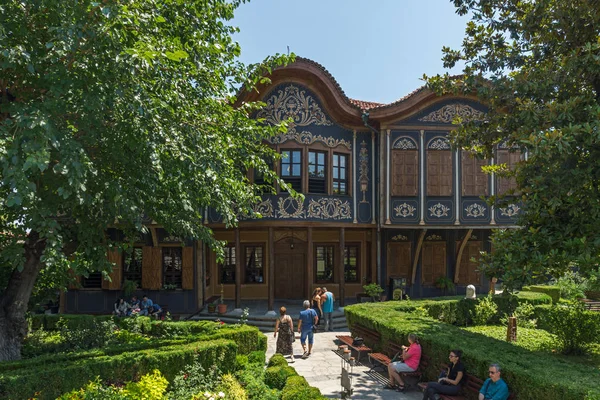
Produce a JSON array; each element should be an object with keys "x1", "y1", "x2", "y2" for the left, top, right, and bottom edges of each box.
[{"x1": 0, "y1": 230, "x2": 46, "y2": 361}]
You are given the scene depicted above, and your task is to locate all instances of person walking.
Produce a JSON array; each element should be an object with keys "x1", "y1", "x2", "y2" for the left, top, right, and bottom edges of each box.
[
  {"x1": 297, "y1": 300, "x2": 318, "y2": 359},
  {"x1": 320, "y1": 287, "x2": 335, "y2": 332},
  {"x1": 312, "y1": 288, "x2": 323, "y2": 331},
  {"x1": 274, "y1": 306, "x2": 295, "y2": 363}
]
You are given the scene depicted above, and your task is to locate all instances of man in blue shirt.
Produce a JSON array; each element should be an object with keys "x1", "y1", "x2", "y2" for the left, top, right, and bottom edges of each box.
[
  {"x1": 298, "y1": 300, "x2": 318, "y2": 359},
  {"x1": 479, "y1": 363, "x2": 509, "y2": 400},
  {"x1": 320, "y1": 287, "x2": 335, "y2": 332},
  {"x1": 139, "y1": 295, "x2": 154, "y2": 316}
]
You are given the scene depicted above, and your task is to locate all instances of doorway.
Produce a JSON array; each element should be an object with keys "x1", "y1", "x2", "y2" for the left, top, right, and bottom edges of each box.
[{"x1": 274, "y1": 239, "x2": 306, "y2": 299}]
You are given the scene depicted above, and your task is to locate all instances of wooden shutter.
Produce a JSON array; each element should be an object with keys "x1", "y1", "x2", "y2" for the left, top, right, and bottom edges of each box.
[
  {"x1": 392, "y1": 150, "x2": 418, "y2": 196},
  {"x1": 457, "y1": 241, "x2": 482, "y2": 285},
  {"x1": 182, "y1": 246, "x2": 194, "y2": 290},
  {"x1": 422, "y1": 242, "x2": 446, "y2": 285},
  {"x1": 496, "y1": 150, "x2": 521, "y2": 195},
  {"x1": 142, "y1": 246, "x2": 162, "y2": 290},
  {"x1": 427, "y1": 151, "x2": 452, "y2": 196},
  {"x1": 102, "y1": 249, "x2": 122, "y2": 290},
  {"x1": 462, "y1": 152, "x2": 489, "y2": 196},
  {"x1": 68, "y1": 270, "x2": 81, "y2": 290},
  {"x1": 387, "y1": 242, "x2": 412, "y2": 281}
]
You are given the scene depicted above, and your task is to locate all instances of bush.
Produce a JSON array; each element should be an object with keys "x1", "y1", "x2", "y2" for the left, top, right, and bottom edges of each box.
[
  {"x1": 471, "y1": 295, "x2": 498, "y2": 325},
  {"x1": 123, "y1": 369, "x2": 168, "y2": 400},
  {"x1": 281, "y1": 375, "x2": 326, "y2": 400},
  {"x1": 500, "y1": 302, "x2": 537, "y2": 329},
  {"x1": 545, "y1": 301, "x2": 600, "y2": 354},
  {"x1": 462, "y1": 325, "x2": 556, "y2": 352},
  {"x1": 264, "y1": 366, "x2": 297, "y2": 390},
  {"x1": 522, "y1": 285, "x2": 561, "y2": 303},
  {"x1": 236, "y1": 364, "x2": 279, "y2": 400},
  {"x1": 217, "y1": 373, "x2": 247, "y2": 400},
  {"x1": 267, "y1": 353, "x2": 288, "y2": 368},
  {"x1": 248, "y1": 350, "x2": 266, "y2": 366},
  {"x1": 551, "y1": 270, "x2": 588, "y2": 300}
]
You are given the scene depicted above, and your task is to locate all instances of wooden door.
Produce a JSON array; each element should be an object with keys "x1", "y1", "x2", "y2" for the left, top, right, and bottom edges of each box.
[
  {"x1": 422, "y1": 242, "x2": 446, "y2": 285},
  {"x1": 457, "y1": 241, "x2": 482, "y2": 285},
  {"x1": 275, "y1": 245, "x2": 306, "y2": 299},
  {"x1": 387, "y1": 242, "x2": 412, "y2": 281}
]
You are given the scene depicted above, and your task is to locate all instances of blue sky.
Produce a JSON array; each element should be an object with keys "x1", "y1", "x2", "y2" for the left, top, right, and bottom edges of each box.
[{"x1": 233, "y1": 0, "x2": 469, "y2": 104}]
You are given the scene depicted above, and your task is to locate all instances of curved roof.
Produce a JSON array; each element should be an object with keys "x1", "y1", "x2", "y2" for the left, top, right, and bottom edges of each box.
[{"x1": 238, "y1": 56, "x2": 478, "y2": 127}]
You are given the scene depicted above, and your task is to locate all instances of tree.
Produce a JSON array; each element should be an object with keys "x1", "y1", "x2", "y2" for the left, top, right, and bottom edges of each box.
[
  {"x1": 0, "y1": 0, "x2": 291, "y2": 361},
  {"x1": 427, "y1": 0, "x2": 600, "y2": 290}
]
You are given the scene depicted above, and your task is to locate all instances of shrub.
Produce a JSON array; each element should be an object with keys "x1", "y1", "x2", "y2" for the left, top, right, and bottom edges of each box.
[
  {"x1": 167, "y1": 352, "x2": 225, "y2": 400},
  {"x1": 471, "y1": 295, "x2": 498, "y2": 325},
  {"x1": 248, "y1": 350, "x2": 266, "y2": 366},
  {"x1": 21, "y1": 328, "x2": 66, "y2": 358},
  {"x1": 58, "y1": 317, "x2": 116, "y2": 351},
  {"x1": 281, "y1": 375, "x2": 326, "y2": 400},
  {"x1": 522, "y1": 285, "x2": 561, "y2": 303},
  {"x1": 235, "y1": 364, "x2": 279, "y2": 400},
  {"x1": 551, "y1": 270, "x2": 588, "y2": 300},
  {"x1": 267, "y1": 353, "x2": 288, "y2": 368},
  {"x1": 57, "y1": 377, "x2": 123, "y2": 399},
  {"x1": 264, "y1": 366, "x2": 297, "y2": 390},
  {"x1": 217, "y1": 373, "x2": 247, "y2": 400},
  {"x1": 545, "y1": 301, "x2": 600, "y2": 354},
  {"x1": 500, "y1": 302, "x2": 537, "y2": 329},
  {"x1": 123, "y1": 369, "x2": 168, "y2": 400}
]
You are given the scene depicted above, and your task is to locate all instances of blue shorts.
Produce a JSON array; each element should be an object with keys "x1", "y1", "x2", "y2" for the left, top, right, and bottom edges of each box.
[{"x1": 300, "y1": 329, "x2": 314, "y2": 345}]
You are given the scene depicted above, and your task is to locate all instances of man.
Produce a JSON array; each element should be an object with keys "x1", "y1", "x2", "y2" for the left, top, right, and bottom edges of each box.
[
  {"x1": 139, "y1": 295, "x2": 154, "y2": 316},
  {"x1": 149, "y1": 303, "x2": 163, "y2": 319},
  {"x1": 298, "y1": 300, "x2": 318, "y2": 359},
  {"x1": 479, "y1": 363, "x2": 509, "y2": 400},
  {"x1": 320, "y1": 287, "x2": 335, "y2": 332}
]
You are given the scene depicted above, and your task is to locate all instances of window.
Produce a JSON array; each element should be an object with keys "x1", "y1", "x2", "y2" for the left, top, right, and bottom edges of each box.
[
  {"x1": 427, "y1": 151, "x2": 453, "y2": 196},
  {"x1": 392, "y1": 150, "x2": 418, "y2": 196},
  {"x1": 244, "y1": 245, "x2": 264, "y2": 283},
  {"x1": 344, "y1": 245, "x2": 359, "y2": 282},
  {"x1": 308, "y1": 150, "x2": 327, "y2": 193},
  {"x1": 123, "y1": 247, "x2": 143, "y2": 287},
  {"x1": 496, "y1": 149, "x2": 521, "y2": 195},
  {"x1": 315, "y1": 245, "x2": 334, "y2": 282},
  {"x1": 281, "y1": 149, "x2": 302, "y2": 192},
  {"x1": 462, "y1": 152, "x2": 489, "y2": 196},
  {"x1": 163, "y1": 247, "x2": 182, "y2": 288},
  {"x1": 333, "y1": 153, "x2": 348, "y2": 195},
  {"x1": 219, "y1": 245, "x2": 236, "y2": 284},
  {"x1": 82, "y1": 272, "x2": 102, "y2": 288}
]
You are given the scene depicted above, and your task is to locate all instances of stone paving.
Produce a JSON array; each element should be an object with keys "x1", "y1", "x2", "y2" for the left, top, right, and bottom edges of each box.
[{"x1": 264, "y1": 330, "x2": 423, "y2": 400}]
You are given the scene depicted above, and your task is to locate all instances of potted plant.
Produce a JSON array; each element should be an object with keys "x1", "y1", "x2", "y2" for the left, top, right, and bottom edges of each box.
[
  {"x1": 435, "y1": 276, "x2": 455, "y2": 296},
  {"x1": 217, "y1": 284, "x2": 228, "y2": 314},
  {"x1": 363, "y1": 283, "x2": 384, "y2": 302},
  {"x1": 207, "y1": 302, "x2": 217, "y2": 313}
]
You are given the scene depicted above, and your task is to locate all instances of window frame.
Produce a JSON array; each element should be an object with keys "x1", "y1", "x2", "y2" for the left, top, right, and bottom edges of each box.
[
  {"x1": 314, "y1": 244, "x2": 335, "y2": 283},
  {"x1": 332, "y1": 152, "x2": 349, "y2": 195},
  {"x1": 243, "y1": 244, "x2": 265, "y2": 284},
  {"x1": 280, "y1": 148, "x2": 303, "y2": 192},
  {"x1": 122, "y1": 247, "x2": 143, "y2": 287},
  {"x1": 343, "y1": 244, "x2": 360, "y2": 283},
  {"x1": 82, "y1": 272, "x2": 103, "y2": 289},
  {"x1": 162, "y1": 246, "x2": 183, "y2": 289},
  {"x1": 219, "y1": 244, "x2": 236, "y2": 285},
  {"x1": 308, "y1": 150, "x2": 327, "y2": 194}
]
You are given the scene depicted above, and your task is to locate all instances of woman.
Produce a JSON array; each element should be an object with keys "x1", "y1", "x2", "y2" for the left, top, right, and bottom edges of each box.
[
  {"x1": 385, "y1": 332, "x2": 422, "y2": 391},
  {"x1": 422, "y1": 350, "x2": 465, "y2": 400},
  {"x1": 274, "y1": 306, "x2": 295, "y2": 363},
  {"x1": 113, "y1": 298, "x2": 129, "y2": 317},
  {"x1": 312, "y1": 288, "x2": 323, "y2": 330}
]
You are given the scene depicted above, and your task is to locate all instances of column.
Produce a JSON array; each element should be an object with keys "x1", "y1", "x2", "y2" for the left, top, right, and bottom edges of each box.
[
  {"x1": 267, "y1": 227, "x2": 275, "y2": 315},
  {"x1": 339, "y1": 227, "x2": 345, "y2": 307},
  {"x1": 234, "y1": 228, "x2": 241, "y2": 310}
]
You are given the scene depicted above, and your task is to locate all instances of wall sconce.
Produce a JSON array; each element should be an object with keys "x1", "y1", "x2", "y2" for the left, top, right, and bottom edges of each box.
[{"x1": 360, "y1": 178, "x2": 368, "y2": 203}]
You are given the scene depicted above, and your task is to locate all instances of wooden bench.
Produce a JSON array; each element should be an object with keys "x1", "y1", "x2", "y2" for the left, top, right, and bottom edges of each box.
[
  {"x1": 368, "y1": 340, "x2": 404, "y2": 372},
  {"x1": 418, "y1": 370, "x2": 514, "y2": 400},
  {"x1": 336, "y1": 324, "x2": 381, "y2": 363},
  {"x1": 581, "y1": 299, "x2": 600, "y2": 312}
]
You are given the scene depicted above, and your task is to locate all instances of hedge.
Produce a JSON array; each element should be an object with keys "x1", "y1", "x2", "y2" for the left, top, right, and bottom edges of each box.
[
  {"x1": 281, "y1": 375, "x2": 327, "y2": 400},
  {"x1": 344, "y1": 301, "x2": 600, "y2": 400},
  {"x1": 2, "y1": 324, "x2": 264, "y2": 374},
  {"x1": 523, "y1": 285, "x2": 561, "y2": 303},
  {"x1": 0, "y1": 339, "x2": 237, "y2": 400}
]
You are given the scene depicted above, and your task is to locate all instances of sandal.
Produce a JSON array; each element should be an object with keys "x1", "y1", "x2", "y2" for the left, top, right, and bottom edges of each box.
[
  {"x1": 383, "y1": 384, "x2": 397, "y2": 390},
  {"x1": 395, "y1": 385, "x2": 406, "y2": 392}
]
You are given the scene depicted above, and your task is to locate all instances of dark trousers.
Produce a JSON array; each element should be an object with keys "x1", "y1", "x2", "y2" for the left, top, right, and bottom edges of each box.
[{"x1": 422, "y1": 382, "x2": 460, "y2": 400}]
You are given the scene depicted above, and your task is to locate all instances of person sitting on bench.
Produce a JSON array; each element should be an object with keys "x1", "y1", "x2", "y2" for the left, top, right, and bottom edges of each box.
[
  {"x1": 149, "y1": 303, "x2": 163, "y2": 318},
  {"x1": 385, "y1": 332, "x2": 421, "y2": 392},
  {"x1": 480, "y1": 363, "x2": 509, "y2": 400},
  {"x1": 422, "y1": 349, "x2": 465, "y2": 400}
]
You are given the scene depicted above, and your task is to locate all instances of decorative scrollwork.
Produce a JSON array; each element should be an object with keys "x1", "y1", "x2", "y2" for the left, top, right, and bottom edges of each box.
[
  {"x1": 419, "y1": 104, "x2": 486, "y2": 123},
  {"x1": 428, "y1": 203, "x2": 451, "y2": 218},
  {"x1": 257, "y1": 85, "x2": 333, "y2": 127},
  {"x1": 268, "y1": 128, "x2": 351, "y2": 149},
  {"x1": 163, "y1": 235, "x2": 183, "y2": 243},
  {"x1": 307, "y1": 198, "x2": 352, "y2": 220},
  {"x1": 253, "y1": 199, "x2": 274, "y2": 218},
  {"x1": 276, "y1": 197, "x2": 305, "y2": 219},
  {"x1": 392, "y1": 137, "x2": 418, "y2": 150},
  {"x1": 394, "y1": 203, "x2": 417, "y2": 218},
  {"x1": 391, "y1": 234, "x2": 408, "y2": 241},
  {"x1": 465, "y1": 204, "x2": 487, "y2": 218},
  {"x1": 470, "y1": 234, "x2": 478, "y2": 240},
  {"x1": 427, "y1": 137, "x2": 451, "y2": 150},
  {"x1": 426, "y1": 234, "x2": 443, "y2": 241},
  {"x1": 359, "y1": 141, "x2": 369, "y2": 203},
  {"x1": 499, "y1": 204, "x2": 520, "y2": 217}
]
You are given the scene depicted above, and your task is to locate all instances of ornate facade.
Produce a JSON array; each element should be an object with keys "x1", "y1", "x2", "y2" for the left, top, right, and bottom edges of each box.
[{"x1": 65, "y1": 58, "x2": 521, "y2": 314}]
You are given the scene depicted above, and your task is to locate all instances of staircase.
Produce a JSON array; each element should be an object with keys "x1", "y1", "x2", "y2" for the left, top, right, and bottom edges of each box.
[{"x1": 190, "y1": 309, "x2": 348, "y2": 333}]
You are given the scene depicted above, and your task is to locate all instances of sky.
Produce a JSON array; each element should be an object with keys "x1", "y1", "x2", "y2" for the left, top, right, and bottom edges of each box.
[{"x1": 233, "y1": 0, "x2": 470, "y2": 105}]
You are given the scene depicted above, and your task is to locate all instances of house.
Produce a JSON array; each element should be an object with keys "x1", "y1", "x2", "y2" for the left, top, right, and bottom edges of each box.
[{"x1": 65, "y1": 58, "x2": 520, "y2": 314}]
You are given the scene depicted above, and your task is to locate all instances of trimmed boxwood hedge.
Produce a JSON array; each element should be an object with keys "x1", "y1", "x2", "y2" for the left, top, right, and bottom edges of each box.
[
  {"x1": 344, "y1": 300, "x2": 600, "y2": 400},
  {"x1": 281, "y1": 375, "x2": 327, "y2": 400},
  {"x1": 523, "y1": 285, "x2": 561, "y2": 303},
  {"x1": 0, "y1": 339, "x2": 237, "y2": 400}
]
